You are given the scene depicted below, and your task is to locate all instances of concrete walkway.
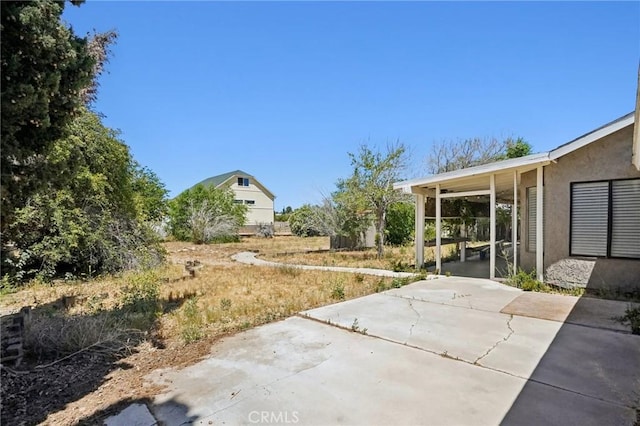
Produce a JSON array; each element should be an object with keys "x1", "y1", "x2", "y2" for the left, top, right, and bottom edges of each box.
[
  {"x1": 231, "y1": 251, "x2": 422, "y2": 278},
  {"x1": 106, "y1": 276, "x2": 640, "y2": 426}
]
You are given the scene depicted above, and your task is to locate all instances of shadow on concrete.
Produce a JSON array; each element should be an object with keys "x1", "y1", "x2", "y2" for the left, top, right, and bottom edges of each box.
[
  {"x1": 0, "y1": 289, "x2": 195, "y2": 426},
  {"x1": 75, "y1": 396, "x2": 197, "y2": 425},
  {"x1": 428, "y1": 253, "x2": 511, "y2": 279},
  {"x1": 500, "y1": 293, "x2": 640, "y2": 425}
]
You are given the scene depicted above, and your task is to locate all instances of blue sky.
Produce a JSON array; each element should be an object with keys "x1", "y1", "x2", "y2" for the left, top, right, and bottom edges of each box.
[{"x1": 62, "y1": 1, "x2": 640, "y2": 211}]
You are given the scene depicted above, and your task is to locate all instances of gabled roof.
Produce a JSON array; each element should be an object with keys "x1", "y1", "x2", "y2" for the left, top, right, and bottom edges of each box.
[
  {"x1": 549, "y1": 112, "x2": 634, "y2": 160},
  {"x1": 394, "y1": 111, "x2": 636, "y2": 192},
  {"x1": 192, "y1": 170, "x2": 276, "y2": 200},
  {"x1": 194, "y1": 169, "x2": 253, "y2": 188}
]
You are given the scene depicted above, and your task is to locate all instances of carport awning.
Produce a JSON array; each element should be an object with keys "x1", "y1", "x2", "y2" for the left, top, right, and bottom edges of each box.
[
  {"x1": 394, "y1": 152, "x2": 551, "y2": 282},
  {"x1": 394, "y1": 152, "x2": 550, "y2": 203}
]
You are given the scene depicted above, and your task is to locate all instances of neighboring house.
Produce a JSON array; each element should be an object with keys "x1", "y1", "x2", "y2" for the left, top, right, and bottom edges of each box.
[
  {"x1": 394, "y1": 112, "x2": 640, "y2": 292},
  {"x1": 194, "y1": 170, "x2": 275, "y2": 225}
]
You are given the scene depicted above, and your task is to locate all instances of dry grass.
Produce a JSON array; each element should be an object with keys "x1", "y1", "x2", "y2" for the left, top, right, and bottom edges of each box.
[
  {"x1": 163, "y1": 236, "x2": 330, "y2": 265},
  {"x1": 160, "y1": 262, "x2": 394, "y2": 345},
  {"x1": 260, "y1": 243, "x2": 457, "y2": 270},
  {"x1": 0, "y1": 236, "x2": 405, "y2": 349}
]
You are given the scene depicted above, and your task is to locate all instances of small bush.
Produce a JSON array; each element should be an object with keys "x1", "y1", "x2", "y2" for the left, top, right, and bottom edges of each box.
[
  {"x1": 374, "y1": 280, "x2": 388, "y2": 293},
  {"x1": 330, "y1": 281, "x2": 345, "y2": 300},
  {"x1": 391, "y1": 277, "x2": 411, "y2": 289},
  {"x1": 220, "y1": 298, "x2": 232, "y2": 311},
  {"x1": 120, "y1": 270, "x2": 161, "y2": 314},
  {"x1": 507, "y1": 268, "x2": 547, "y2": 292},
  {"x1": 389, "y1": 259, "x2": 410, "y2": 272},
  {"x1": 25, "y1": 313, "x2": 143, "y2": 359},
  {"x1": 616, "y1": 305, "x2": 640, "y2": 335},
  {"x1": 256, "y1": 223, "x2": 274, "y2": 238},
  {"x1": 180, "y1": 297, "x2": 205, "y2": 343},
  {"x1": 279, "y1": 265, "x2": 301, "y2": 277}
]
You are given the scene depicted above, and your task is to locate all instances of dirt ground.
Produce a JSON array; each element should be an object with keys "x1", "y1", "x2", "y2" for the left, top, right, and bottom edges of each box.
[{"x1": 0, "y1": 236, "x2": 393, "y2": 426}]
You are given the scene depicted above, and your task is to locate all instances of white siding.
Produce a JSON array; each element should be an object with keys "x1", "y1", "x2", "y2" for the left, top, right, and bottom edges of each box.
[{"x1": 231, "y1": 181, "x2": 274, "y2": 225}]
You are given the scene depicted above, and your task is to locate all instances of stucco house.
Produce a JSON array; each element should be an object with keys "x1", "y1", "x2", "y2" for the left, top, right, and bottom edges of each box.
[
  {"x1": 194, "y1": 170, "x2": 275, "y2": 225},
  {"x1": 394, "y1": 111, "x2": 640, "y2": 292}
]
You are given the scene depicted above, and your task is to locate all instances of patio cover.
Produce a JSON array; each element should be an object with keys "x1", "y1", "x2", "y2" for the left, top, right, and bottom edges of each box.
[{"x1": 394, "y1": 153, "x2": 551, "y2": 281}]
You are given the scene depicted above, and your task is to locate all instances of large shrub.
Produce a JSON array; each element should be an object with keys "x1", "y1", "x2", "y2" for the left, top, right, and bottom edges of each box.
[
  {"x1": 4, "y1": 109, "x2": 166, "y2": 281},
  {"x1": 385, "y1": 201, "x2": 414, "y2": 246},
  {"x1": 169, "y1": 184, "x2": 247, "y2": 243}
]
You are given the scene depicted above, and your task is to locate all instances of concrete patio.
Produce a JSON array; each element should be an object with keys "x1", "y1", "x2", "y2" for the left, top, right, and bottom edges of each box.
[{"x1": 109, "y1": 277, "x2": 640, "y2": 426}]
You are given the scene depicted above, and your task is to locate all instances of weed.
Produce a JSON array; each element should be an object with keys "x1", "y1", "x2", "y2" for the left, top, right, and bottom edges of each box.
[
  {"x1": 354, "y1": 273, "x2": 364, "y2": 283},
  {"x1": 351, "y1": 318, "x2": 360, "y2": 332},
  {"x1": 279, "y1": 265, "x2": 301, "y2": 277},
  {"x1": 220, "y1": 298, "x2": 232, "y2": 311},
  {"x1": 391, "y1": 277, "x2": 411, "y2": 289},
  {"x1": 180, "y1": 297, "x2": 205, "y2": 343},
  {"x1": 120, "y1": 270, "x2": 161, "y2": 314},
  {"x1": 389, "y1": 259, "x2": 410, "y2": 272},
  {"x1": 330, "y1": 281, "x2": 345, "y2": 300},
  {"x1": 506, "y1": 269, "x2": 548, "y2": 292},
  {"x1": 374, "y1": 280, "x2": 388, "y2": 293},
  {"x1": 25, "y1": 312, "x2": 143, "y2": 359},
  {"x1": 615, "y1": 305, "x2": 640, "y2": 335},
  {"x1": 0, "y1": 275, "x2": 19, "y2": 296}
]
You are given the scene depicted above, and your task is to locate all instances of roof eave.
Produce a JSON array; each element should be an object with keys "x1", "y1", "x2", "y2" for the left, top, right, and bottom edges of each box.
[
  {"x1": 394, "y1": 153, "x2": 550, "y2": 191},
  {"x1": 549, "y1": 113, "x2": 635, "y2": 161}
]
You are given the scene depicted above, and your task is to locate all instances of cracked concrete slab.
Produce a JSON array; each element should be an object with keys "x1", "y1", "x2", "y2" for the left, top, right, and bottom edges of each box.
[
  {"x1": 501, "y1": 291, "x2": 639, "y2": 332},
  {"x1": 118, "y1": 277, "x2": 640, "y2": 426},
  {"x1": 386, "y1": 276, "x2": 522, "y2": 312},
  {"x1": 145, "y1": 317, "x2": 532, "y2": 426},
  {"x1": 480, "y1": 317, "x2": 640, "y2": 409},
  {"x1": 302, "y1": 292, "x2": 521, "y2": 363}
]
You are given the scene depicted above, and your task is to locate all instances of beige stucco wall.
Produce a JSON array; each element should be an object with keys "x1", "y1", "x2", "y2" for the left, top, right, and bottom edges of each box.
[
  {"x1": 519, "y1": 124, "x2": 640, "y2": 290},
  {"x1": 230, "y1": 181, "x2": 274, "y2": 225}
]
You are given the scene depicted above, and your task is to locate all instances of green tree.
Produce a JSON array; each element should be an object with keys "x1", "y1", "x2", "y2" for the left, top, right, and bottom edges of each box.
[
  {"x1": 505, "y1": 137, "x2": 533, "y2": 159},
  {"x1": 288, "y1": 205, "x2": 320, "y2": 237},
  {"x1": 1, "y1": 0, "x2": 95, "y2": 238},
  {"x1": 339, "y1": 142, "x2": 408, "y2": 258},
  {"x1": 131, "y1": 164, "x2": 169, "y2": 223},
  {"x1": 385, "y1": 199, "x2": 415, "y2": 246},
  {"x1": 169, "y1": 185, "x2": 247, "y2": 243},
  {"x1": 5, "y1": 108, "x2": 165, "y2": 280}
]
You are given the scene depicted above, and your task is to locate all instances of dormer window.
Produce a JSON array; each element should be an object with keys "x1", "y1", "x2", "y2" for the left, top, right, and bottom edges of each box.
[{"x1": 237, "y1": 177, "x2": 249, "y2": 187}]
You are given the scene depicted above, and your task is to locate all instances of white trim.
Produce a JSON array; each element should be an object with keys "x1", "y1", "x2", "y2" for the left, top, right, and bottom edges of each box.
[
  {"x1": 490, "y1": 174, "x2": 496, "y2": 280},
  {"x1": 394, "y1": 113, "x2": 635, "y2": 194},
  {"x1": 460, "y1": 223, "x2": 466, "y2": 263},
  {"x1": 512, "y1": 170, "x2": 518, "y2": 273},
  {"x1": 536, "y1": 165, "x2": 544, "y2": 282},
  {"x1": 439, "y1": 189, "x2": 491, "y2": 198},
  {"x1": 435, "y1": 184, "x2": 442, "y2": 274},
  {"x1": 549, "y1": 114, "x2": 634, "y2": 161},
  {"x1": 415, "y1": 193, "x2": 425, "y2": 268},
  {"x1": 394, "y1": 153, "x2": 550, "y2": 190}
]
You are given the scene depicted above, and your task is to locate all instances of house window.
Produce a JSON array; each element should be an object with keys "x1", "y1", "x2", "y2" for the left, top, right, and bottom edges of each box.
[
  {"x1": 234, "y1": 199, "x2": 243, "y2": 204},
  {"x1": 237, "y1": 177, "x2": 249, "y2": 187},
  {"x1": 570, "y1": 178, "x2": 640, "y2": 259},
  {"x1": 245, "y1": 200, "x2": 255, "y2": 205},
  {"x1": 527, "y1": 187, "x2": 537, "y2": 252}
]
